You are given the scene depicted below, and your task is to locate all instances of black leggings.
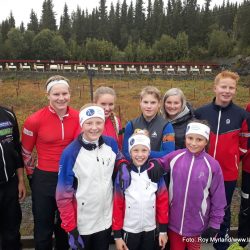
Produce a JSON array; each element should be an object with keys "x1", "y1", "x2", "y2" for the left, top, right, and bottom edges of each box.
[{"x1": 81, "y1": 227, "x2": 112, "y2": 250}]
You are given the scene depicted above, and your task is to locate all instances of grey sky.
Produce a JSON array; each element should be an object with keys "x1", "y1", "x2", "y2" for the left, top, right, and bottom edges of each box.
[{"x1": 0, "y1": 0, "x2": 243, "y2": 27}]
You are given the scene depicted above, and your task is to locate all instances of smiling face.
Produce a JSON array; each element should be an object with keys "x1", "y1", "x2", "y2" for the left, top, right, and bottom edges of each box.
[
  {"x1": 95, "y1": 93, "x2": 115, "y2": 118},
  {"x1": 140, "y1": 94, "x2": 160, "y2": 121},
  {"x1": 130, "y1": 144, "x2": 150, "y2": 167},
  {"x1": 47, "y1": 83, "x2": 70, "y2": 115},
  {"x1": 81, "y1": 117, "x2": 104, "y2": 142},
  {"x1": 214, "y1": 77, "x2": 236, "y2": 107},
  {"x1": 164, "y1": 95, "x2": 183, "y2": 119},
  {"x1": 185, "y1": 134, "x2": 208, "y2": 155}
]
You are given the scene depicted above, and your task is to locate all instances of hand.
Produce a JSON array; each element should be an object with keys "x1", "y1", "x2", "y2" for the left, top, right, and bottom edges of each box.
[
  {"x1": 159, "y1": 233, "x2": 168, "y2": 250},
  {"x1": 118, "y1": 163, "x2": 131, "y2": 191},
  {"x1": 68, "y1": 228, "x2": 84, "y2": 250},
  {"x1": 115, "y1": 238, "x2": 129, "y2": 250},
  {"x1": 201, "y1": 227, "x2": 219, "y2": 242},
  {"x1": 18, "y1": 180, "x2": 26, "y2": 202},
  {"x1": 147, "y1": 159, "x2": 164, "y2": 183}
]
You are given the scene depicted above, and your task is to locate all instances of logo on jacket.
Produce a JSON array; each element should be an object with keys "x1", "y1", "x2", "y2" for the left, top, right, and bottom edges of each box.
[
  {"x1": 151, "y1": 131, "x2": 157, "y2": 138},
  {"x1": 226, "y1": 119, "x2": 230, "y2": 124},
  {"x1": 86, "y1": 109, "x2": 95, "y2": 116}
]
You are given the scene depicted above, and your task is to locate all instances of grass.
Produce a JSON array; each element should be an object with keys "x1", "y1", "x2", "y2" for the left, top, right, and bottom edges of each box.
[{"x1": 0, "y1": 75, "x2": 247, "y2": 235}]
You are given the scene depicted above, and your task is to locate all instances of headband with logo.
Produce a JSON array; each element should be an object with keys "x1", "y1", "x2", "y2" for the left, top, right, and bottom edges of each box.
[
  {"x1": 79, "y1": 106, "x2": 105, "y2": 127},
  {"x1": 186, "y1": 122, "x2": 210, "y2": 140},
  {"x1": 128, "y1": 133, "x2": 151, "y2": 153}
]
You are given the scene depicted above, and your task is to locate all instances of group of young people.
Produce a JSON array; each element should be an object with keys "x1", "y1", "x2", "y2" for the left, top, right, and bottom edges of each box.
[{"x1": 0, "y1": 70, "x2": 249, "y2": 250}]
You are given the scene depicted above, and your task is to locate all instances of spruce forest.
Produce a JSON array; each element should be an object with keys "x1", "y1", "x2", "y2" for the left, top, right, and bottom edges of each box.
[{"x1": 0, "y1": 0, "x2": 250, "y2": 62}]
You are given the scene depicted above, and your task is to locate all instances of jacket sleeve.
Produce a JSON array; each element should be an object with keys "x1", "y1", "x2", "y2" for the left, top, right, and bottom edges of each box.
[
  {"x1": 56, "y1": 147, "x2": 77, "y2": 232},
  {"x1": 239, "y1": 112, "x2": 250, "y2": 160},
  {"x1": 10, "y1": 110, "x2": 24, "y2": 169},
  {"x1": 122, "y1": 121, "x2": 133, "y2": 160},
  {"x1": 112, "y1": 171, "x2": 126, "y2": 238},
  {"x1": 208, "y1": 160, "x2": 226, "y2": 229},
  {"x1": 21, "y1": 116, "x2": 38, "y2": 175},
  {"x1": 150, "y1": 122, "x2": 175, "y2": 158},
  {"x1": 156, "y1": 177, "x2": 168, "y2": 232}
]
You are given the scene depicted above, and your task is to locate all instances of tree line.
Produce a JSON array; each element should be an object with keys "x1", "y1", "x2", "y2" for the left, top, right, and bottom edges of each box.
[{"x1": 0, "y1": 0, "x2": 249, "y2": 62}]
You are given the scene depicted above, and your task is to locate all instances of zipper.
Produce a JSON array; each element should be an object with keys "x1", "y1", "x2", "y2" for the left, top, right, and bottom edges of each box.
[
  {"x1": 0, "y1": 143, "x2": 8, "y2": 182},
  {"x1": 60, "y1": 117, "x2": 65, "y2": 140},
  {"x1": 235, "y1": 155, "x2": 238, "y2": 170},
  {"x1": 213, "y1": 109, "x2": 221, "y2": 158},
  {"x1": 199, "y1": 211, "x2": 204, "y2": 226},
  {"x1": 180, "y1": 155, "x2": 195, "y2": 235}
]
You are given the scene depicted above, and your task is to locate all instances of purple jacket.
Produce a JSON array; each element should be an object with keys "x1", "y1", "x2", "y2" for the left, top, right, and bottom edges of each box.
[{"x1": 158, "y1": 148, "x2": 226, "y2": 236}]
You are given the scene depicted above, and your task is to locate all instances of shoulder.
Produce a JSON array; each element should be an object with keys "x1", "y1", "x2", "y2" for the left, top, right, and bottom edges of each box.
[
  {"x1": 102, "y1": 135, "x2": 119, "y2": 153},
  {"x1": 23, "y1": 107, "x2": 49, "y2": 129},
  {"x1": 67, "y1": 107, "x2": 79, "y2": 117},
  {"x1": 0, "y1": 106, "x2": 16, "y2": 120}
]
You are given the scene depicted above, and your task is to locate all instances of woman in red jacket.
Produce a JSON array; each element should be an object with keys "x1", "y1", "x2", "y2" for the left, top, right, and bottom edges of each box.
[{"x1": 21, "y1": 75, "x2": 80, "y2": 250}]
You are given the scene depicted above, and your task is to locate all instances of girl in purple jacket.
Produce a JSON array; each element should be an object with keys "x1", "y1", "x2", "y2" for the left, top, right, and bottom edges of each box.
[{"x1": 157, "y1": 120, "x2": 226, "y2": 250}]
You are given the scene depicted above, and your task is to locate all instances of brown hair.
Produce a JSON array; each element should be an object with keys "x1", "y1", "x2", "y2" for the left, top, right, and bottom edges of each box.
[
  {"x1": 214, "y1": 70, "x2": 239, "y2": 85},
  {"x1": 140, "y1": 86, "x2": 161, "y2": 102}
]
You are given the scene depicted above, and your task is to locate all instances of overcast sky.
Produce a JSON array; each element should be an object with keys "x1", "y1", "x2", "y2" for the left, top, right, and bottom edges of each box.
[{"x1": 0, "y1": 0, "x2": 243, "y2": 27}]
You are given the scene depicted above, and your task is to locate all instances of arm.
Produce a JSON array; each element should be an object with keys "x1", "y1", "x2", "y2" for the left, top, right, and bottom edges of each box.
[
  {"x1": 21, "y1": 116, "x2": 38, "y2": 177},
  {"x1": 208, "y1": 161, "x2": 227, "y2": 229},
  {"x1": 150, "y1": 123, "x2": 175, "y2": 158},
  {"x1": 112, "y1": 172, "x2": 126, "y2": 239},
  {"x1": 156, "y1": 177, "x2": 168, "y2": 250},
  {"x1": 56, "y1": 149, "x2": 77, "y2": 232},
  {"x1": 122, "y1": 121, "x2": 133, "y2": 160},
  {"x1": 11, "y1": 111, "x2": 26, "y2": 201},
  {"x1": 117, "y1": 117, "x2": 124, "y2": 150},
  {"x1": 239, "y1": 114, "x2": 250, "y2": 159}
]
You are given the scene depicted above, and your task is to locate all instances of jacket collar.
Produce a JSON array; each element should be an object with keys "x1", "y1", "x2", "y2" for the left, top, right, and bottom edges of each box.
[
  {"x1": 212, "y1": 97, "x2": 233, "y2": 111},
  {"x1": 78, "y1": 133, "x2": 104, "y2": 150}
]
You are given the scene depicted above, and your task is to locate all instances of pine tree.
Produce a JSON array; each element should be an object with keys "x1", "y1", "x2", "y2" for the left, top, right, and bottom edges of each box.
[
  {"x1": 59, "y1": 3, "x2": 71, "y2": 43},
  {"x1": 27, "y1": 9, "x2": 39, "y2": 34},
  {"x1": 40, "y1": 0, "x2": 57, "y2": 31}
]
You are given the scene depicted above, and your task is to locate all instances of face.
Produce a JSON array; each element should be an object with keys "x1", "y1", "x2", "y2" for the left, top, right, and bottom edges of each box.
[
  {"x1": 48, "y1": 83, "x2": 70, "y2": 114},
  {"x1": 214, "y1": 77, "x2": 237, "y2": 107},
  {"x1": 164, "y1": 95, "x2": 182, "y2": 119},
  {"x1": 130, "y1": 145, "x2": 150, "y2": 167},
  {"x1": 185, "y1": 134, "x2": 208, "y2": 155},
  {"x1": 140, "y1": 94, "x2": 160, "y2": 121},
  {"x1": 81, "y1": 117, "x2": 104, "y2": 142},
  {"x1": 95, "y1": 94, "x2": 115, "y2": 118}
]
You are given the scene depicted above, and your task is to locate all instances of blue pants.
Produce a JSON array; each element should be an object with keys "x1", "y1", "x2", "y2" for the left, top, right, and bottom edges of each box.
[{"x1": 213, "y1": 180, "x2": 237, "y2": 250}]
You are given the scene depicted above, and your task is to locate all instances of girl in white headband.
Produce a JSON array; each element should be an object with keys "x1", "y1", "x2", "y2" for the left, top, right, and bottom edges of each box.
[
  {"x1": 21, "y1": 75, "x2": 79, "y2": 249},
  {"x1": 56, "y1": 103, "x2": 129, "y2": 250},
  {"x1": 155, "y1": 119, "x2": 226, "y2": 250},
  {"x1": 113, "y1": 129, "x2": 168, "y2": 250}
]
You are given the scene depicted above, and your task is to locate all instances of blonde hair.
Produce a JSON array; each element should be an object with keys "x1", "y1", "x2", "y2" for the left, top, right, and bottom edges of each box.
[
  {"x1": 140, "y1": 86, "x2": 161, "y2": 102},
  {"x1": 161, "y1": 88, "x2": 186, "y2": 119},
  {"x1": 133, "y1": 129, "x2": 149, "y2": 137},
  {"x1": 93, "y1": 86, "x2": 116, "y2": 102},
  {"x1": 214, "y1": 70, "x2": 239, "y2": 85},
  {"x1": 79, "y1": 103, "x2": 102, "y2": 112},
  {"x1": 45, "y1": 75, "x2": 70, "y2": 92},
  {"x1": 93, "y1": 86, "x2": 119, "y2": 135}
]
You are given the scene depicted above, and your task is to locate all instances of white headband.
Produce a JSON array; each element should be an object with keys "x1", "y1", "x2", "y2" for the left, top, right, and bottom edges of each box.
[
  {"x1": 46, "y1": 80, "x2": 69, "y2": 93},
  {"x1": 186, "y1": 122, "x2": 210, "y2": 140},
  {"x1": 128, "y1": 134, "x2": 151, "y2": 153},
  {"x1": 79, "y1": 106, "x2": 105, "y2": 127}
]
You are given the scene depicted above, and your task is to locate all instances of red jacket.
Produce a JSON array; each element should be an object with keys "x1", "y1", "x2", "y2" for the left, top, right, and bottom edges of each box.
[
  {"x1": 195, "y1": 99, "x2": 250, "y2": 181},
  {"x1": 21, "y1": 106, "x2": 80, "y2": 174},
  {"x1": 102, "y1": 115, "x2": 123, "y2": 149},
  {"x1": 242, "y1": 103, "x2": 250, "y2": 173}
]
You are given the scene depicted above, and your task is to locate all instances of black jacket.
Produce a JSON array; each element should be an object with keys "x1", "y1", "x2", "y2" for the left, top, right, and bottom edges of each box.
[{"x1": 0, "y1": 106, "x2": 23, "y2": 184}]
